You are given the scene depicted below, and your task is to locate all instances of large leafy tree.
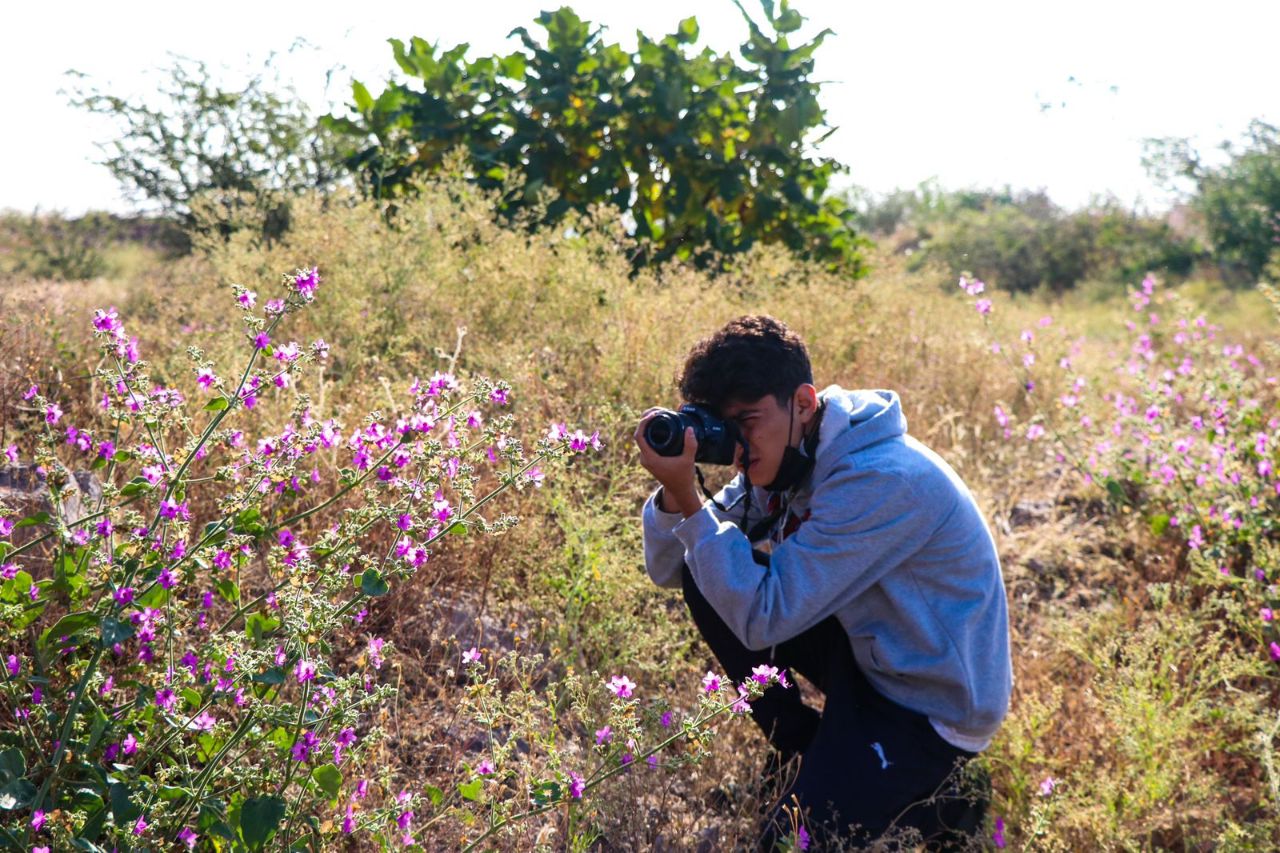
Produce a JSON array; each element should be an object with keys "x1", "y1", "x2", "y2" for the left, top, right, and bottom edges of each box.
[
  {"x1": 1144, "y1": 120, "x2": 1280, "y2": 284},
  {"x1": 68, "y1": 56, "x2": 345, "y2": 244},
  {"x1": 323, "y1": 1, "x2": 867, "y2": 272}
]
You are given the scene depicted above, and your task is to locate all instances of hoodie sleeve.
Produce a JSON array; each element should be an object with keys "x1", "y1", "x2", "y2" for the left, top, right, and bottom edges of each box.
[
  {"x1": 641, "y1": 474, "x2": 767, "y2": 590},
  {"x1": 672, "y1": 461, "x2": 938, "y2": 650}
]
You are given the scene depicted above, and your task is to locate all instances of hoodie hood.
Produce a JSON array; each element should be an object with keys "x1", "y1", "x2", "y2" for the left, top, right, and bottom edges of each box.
[{"x1": 815, "y1": 386, "x2": 908, "y2": 466}]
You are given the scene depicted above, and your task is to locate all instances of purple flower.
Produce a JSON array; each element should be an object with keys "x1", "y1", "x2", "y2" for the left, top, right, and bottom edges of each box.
[
  {"x1": 294, "y1": 660, "x2": 317, "y2": 683},
  {"x1": 45, "y1": 404, "x2": 62, "y2": 424},
  {"x1": 462, "y1": 647, "x2": 481, "y2": 665},
  {"x1": 254, "y1": 332, "x2": 271, "y2": 350},
  {"x1": 750, "y1": 664, "x2": 779, "y2": 685},
  {"x1": 569, "y1": 771, "x2": 586, "y2": 799},
  {"x1": 295, "y1": 267, "x2": 321, "y2": 300},
  {"x1": 992, "y1": 816, "x2": 1006, "y2": 848},
  {"x1": 3, "y1": 444, "x2": 16, "y2": 464},
  {"x1": 595, "y1": 725, "x2": 612, "y2": 745},
  {"x1": 477, "y1": 759, "x2": 495, "y2": 775},
  {"x1": 133, "y1": 815, "x2": 148, "y2": 835},
  {"x1": 701, "y1": 671, "x2": 722, "y2": 694},
  {"x1": 31, "y1": 809, "x2": 46, "y2": 831},
  {"x1": 607, "y1": 675, "x2": 636, "y2": 698},
  {"x1": 975, "y1": 299, "x2": 993, "y2": 316},
  {"x1": 178, "y1": 826, "x2": 198, "y2": 850},
  {"x1": 123, "y1": 733, "x2": 138, "y2": 754},
  {"x1": 156, "y1": 688, "x2": 177, "y2": 712},
  {"x1": 489, "y1": 387, "x2": 509, "y2": 405},
  {"x1": 795, "y1": 825, "x2": 811, "y2": 850}
]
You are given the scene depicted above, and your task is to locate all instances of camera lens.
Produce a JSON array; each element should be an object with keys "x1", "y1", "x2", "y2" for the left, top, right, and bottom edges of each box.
[{"x1": 644, "y1": 411, "x2": 686, "y2": 456}]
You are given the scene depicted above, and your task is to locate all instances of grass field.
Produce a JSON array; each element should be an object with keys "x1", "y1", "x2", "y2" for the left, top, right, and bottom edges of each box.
[{"x1": 2, "y1": 182, "x2": 1278, "y2": 850}]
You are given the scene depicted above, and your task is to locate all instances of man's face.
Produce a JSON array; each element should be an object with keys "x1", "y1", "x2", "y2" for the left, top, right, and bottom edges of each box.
[{"x1": 720, "y1": 385, "x2": 818, "y2": 488}]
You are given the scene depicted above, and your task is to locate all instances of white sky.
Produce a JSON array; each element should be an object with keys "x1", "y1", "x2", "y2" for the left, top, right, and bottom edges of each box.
[{"x1": 3, "y1": 0, "x2": 1276, "y2": 215}]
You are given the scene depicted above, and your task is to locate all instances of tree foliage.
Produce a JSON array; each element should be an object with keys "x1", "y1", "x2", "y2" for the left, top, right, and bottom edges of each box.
[
  {"x1": 322, "y1": 2, "x2": 867, "y2": 272},
  {"x1": 1144, "y1": 120, "x2": 1280, "y2": 284},
  {"x1": 67, "y1": 55, "x2": 345, "y2": 243},
  {"x1": 851, "y1": 184, "x2": 1201, "y2": 293}
]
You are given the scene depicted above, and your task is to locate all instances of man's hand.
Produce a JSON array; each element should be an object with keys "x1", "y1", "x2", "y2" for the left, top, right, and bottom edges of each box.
[{"x1": 634, "y1": 408, "x2": 704, "y2": 517}]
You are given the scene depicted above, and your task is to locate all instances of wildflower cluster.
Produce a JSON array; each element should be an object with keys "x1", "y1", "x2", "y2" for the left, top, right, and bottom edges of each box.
[
  {"x1": 962, "y1": 273, "x2": 1279, "y2": 847},
  {"x1": 0, "y1": 267, "x2": 602, "y2": 850},
  {"x1": 448, "y1": 647, "x2": 785, "y2": 849}
]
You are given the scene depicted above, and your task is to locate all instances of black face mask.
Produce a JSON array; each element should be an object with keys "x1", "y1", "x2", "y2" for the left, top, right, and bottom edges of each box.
[{"x1": 763, "y1": 397, "x2": 825, "y2": 493}]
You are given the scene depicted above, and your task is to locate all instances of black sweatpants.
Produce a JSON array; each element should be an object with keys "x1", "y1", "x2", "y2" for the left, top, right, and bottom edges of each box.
[{"x1": 681, "y1": 564, "x2": 987, "y2": 849}]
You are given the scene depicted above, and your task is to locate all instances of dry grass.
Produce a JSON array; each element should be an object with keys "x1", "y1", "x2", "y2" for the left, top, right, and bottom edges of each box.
[{"x1": 2, "y1": 178, "x2": 1278, "y2": 849}]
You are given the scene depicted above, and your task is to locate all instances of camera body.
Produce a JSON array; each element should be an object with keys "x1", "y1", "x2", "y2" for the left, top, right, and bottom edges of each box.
[{"x1": 644, "y1": 404, "x2": 741, "y2": 465}]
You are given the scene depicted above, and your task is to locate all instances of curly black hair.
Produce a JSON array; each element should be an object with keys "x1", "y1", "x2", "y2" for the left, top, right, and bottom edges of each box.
[{"x1": 678, "y1": 315, "x2": 813, "y2": 412}]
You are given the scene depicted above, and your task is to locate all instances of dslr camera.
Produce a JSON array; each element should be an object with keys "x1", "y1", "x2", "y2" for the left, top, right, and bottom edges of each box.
[{"x1": 643, "y1": 404, "x2": 741, "y2": 466}]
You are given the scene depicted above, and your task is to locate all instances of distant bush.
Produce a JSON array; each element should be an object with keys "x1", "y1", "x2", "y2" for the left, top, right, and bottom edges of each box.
[{"x1": 850, "y1": 184, "x2": 1202, "y2": 292}]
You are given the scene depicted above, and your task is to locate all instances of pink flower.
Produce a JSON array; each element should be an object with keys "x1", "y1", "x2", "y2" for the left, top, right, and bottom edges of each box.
[
  {"x1": 1262, "y1": 608, "x2": 1274, "y2": 623},
  {"x1": 1039, "y1": 776, "x2": 1057, "y2": 796},
  {"x1": 133, "y1": 815, "x2": 148, "y2": 835},
  {"x1": 294, "y1": 660, "x2": 317, "y2": 683},
  {"x1": 295, "y1": 266, "x2": 321, "y2": 301},
  {"x1": 701, "y1": 671, "x2": 722, "y2": 693},
  {"x1": 31, "y1": 810, "x2": 46, "y2": 831},
  {"x1": 254, "y1": 333, "x2": 271, "y2": 350},
  {"x1": 196, "y1": 367, "x2": 217, "y2": 389},
  {"x1": 1270, "y1": 642, "x2": 1280, "y2": 662},
  {"x1": 3, "y1": 444, "x2": 16, "y2": 464},
  {"x1": 750, "y1": 664, "x2": 779, "y2": 685},
  {"x1": 477, "y1": 759, "x2": 495, "y2": 775},
  {"x1": 462, "y1": 647, "x2": 481, "y2": 665},
  {"x1": 238, "y1": 290, "x2": 257, "y2": 308},
  {"x1": 1025, "y1": 424, "x2": 1045, "y2": 441},
  {"x1": 607, "y1": 675, "x2": 636, "y2": 698},
  {"x1": 489, "y1": 387, "x2": 509, "y2": 405},
  {"x1": 178, "y1": 826, "x2": 198, "y2": 850},
  {"x1": 595, "y1": 726, "x2": 612, "y2": 745},
  {"x1": 23, "y1": 384, "x2": 38, "y2": 401},
  {"x1": 45, "y1": 404, "x2": 62, "y2": 424},
  {"x1": 975, "y1": 299, "x2": 993, "y2": 316},
  {"x1": 569, "y1": 771, "x2": 586, "y2": 799},
  {"x1": 123, "y1": 733, "x2": 138, "y2": 754}
]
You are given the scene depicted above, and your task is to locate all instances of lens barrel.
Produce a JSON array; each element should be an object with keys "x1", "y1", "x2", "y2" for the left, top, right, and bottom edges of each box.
[{"x1": 643, "y1": 405, "x2": 740, "y2": 466}]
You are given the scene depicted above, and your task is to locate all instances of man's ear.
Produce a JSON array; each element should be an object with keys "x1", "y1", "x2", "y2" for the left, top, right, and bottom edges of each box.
[{"x1": 795, "y1": 384, "x2": 819, "y2": 424}]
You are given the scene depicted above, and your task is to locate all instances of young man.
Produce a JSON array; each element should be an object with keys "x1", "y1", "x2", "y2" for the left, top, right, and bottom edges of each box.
[{"x1": 634, "y1": 315, "x2": 1012, "y2": 848}]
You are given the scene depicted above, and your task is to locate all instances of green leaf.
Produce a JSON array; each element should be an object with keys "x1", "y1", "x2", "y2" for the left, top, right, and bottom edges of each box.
[
  {"x1": 530, "y1": 780, "x2": 561, "y2": 806},
  {"x1": 204, "y1": 396, "x2": 230, "y2": 412},
  {"x1": 311, "y1": 763, "x2": 342, "y2": 799},
  {"x1": 676, "y1": 16, "x2": 699, "y2": 43},
  {"x1": 239, "y1": 795, "x2": 286, "y2": 850},
  {"x1": 0, "y1": 777, "x2": 36, "y2": 810},
  {"x1": 42, "y1": 611, "x2": 101, "y2": 647},
  {"x1": 246, "y1": 611, "x2": 281, "y2": 642},
  {"x1": 156, "y1": 784, "x2": 192, "y2": 801},
  {"x1": 1149, "y1": 513, "x2": 1171, "y2": 536},
  {"x1": 119, "y1": 477, "x2": 151, "y2": 497},
  {"x1": 109, "y1": 780, "x2": 141, "y2": 822},
  {"x1": 358, "y1": 569, "x2": 389, "y2": 597},
  {"x1": 423, "y1": 784, "x2": 443, "y2": 807},
  {"x1": 0, "y1": 748, "x2": 25, "y2": 782},
  {"x1": 216, "y1": 578, "x2": 240, "y2": 604},
  {"x1": 252, "y1": 668, "x2": 285, "y2": 686},
  {"x1": 14, "y1": 512, "x2": 50, "y2": 530},
  {"x1": 100, "y1": 616, "x2": 135, "y2": 647},
  {"x1": 457, "y1": 778, "x2": 483, "y2": 801}
]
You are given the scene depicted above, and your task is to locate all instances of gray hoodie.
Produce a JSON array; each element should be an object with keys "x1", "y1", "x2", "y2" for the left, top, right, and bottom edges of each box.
[{"x1": 642, "y1": 386, "x2": 1012, "y2": 751}]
